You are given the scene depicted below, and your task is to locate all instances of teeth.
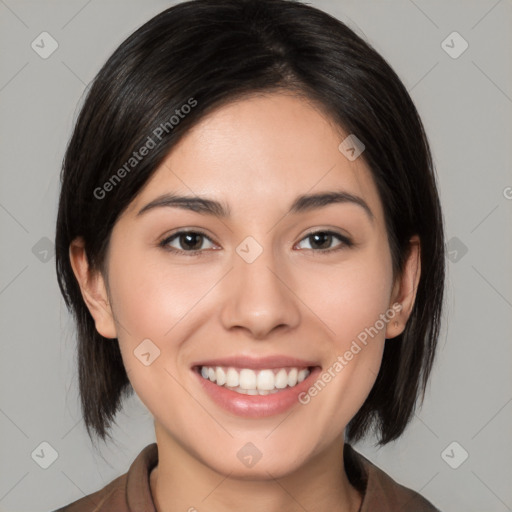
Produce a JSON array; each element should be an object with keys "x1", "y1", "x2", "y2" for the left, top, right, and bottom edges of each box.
[
  {"x1": 239, "y1": 369, "x2": 257, "y2": 389},
  {"x1": 199, "y1": 365, "x2": 311, "y2": 393},
  {"x1": 216, "y1": 367, "x2": 227, "y2": 386},
  {"x1": 288, "y1": 368, "x2": 298, "y2": 387},
  {"x1": 257, "y1": 369, "x2": 275, "y2": 391},
  {"x1": 226, "y1": 368, "x2": 239, "y2": 387},
  {"x1": 297, "y1": 368, "x2": 309, "y2": 382},
  {"x1": 275, "y1": 369, "x2": 288, "y2": 389}
]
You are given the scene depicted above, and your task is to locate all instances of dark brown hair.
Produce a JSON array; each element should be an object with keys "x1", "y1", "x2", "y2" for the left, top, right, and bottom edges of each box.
[{"x1": 55, "y1": 0, "x2": 445, "y2": 448}]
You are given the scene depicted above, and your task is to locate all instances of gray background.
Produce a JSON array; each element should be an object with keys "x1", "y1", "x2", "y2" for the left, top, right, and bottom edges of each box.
[{"x1": 1, "y1": 0, "x2": 511, "y2": 511}]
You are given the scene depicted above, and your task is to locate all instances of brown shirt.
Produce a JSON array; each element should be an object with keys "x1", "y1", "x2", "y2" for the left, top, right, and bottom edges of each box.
[{"x1": 52, "y1": 443, "x2": 441, "y2": 512}]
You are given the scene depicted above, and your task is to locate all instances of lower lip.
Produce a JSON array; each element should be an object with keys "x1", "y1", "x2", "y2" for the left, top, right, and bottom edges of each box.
[{"x1": 193, "y1": 366, "x2": 322, "y2": 418}]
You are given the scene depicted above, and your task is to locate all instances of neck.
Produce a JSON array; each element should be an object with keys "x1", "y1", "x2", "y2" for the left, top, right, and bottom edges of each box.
[{"x1": 149, "y1": 426, "x2": 362, "y2": 512}]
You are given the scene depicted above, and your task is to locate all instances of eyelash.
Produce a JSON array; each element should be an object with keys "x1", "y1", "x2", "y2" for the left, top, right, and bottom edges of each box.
[{"x1": 158, "y1": 229, "x2": 353, "y2": 257}]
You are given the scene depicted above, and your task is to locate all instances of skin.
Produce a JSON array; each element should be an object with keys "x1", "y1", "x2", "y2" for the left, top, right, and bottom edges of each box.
[{"x1": 70, "y1": 92, "x2": 420, "y2": 512}]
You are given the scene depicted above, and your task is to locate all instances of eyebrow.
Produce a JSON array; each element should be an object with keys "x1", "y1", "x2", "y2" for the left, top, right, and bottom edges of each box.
[{"x1": 136, "y1": 190, "x2": 374, "y2": 223}]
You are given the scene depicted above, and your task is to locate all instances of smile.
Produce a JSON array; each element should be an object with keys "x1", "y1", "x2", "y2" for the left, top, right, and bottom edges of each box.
[
  {"x1": 192, "y1": 364, "x2": 322, "y2": 418},
  {"x1": 199, "y1": 365, "x2": 312, "y2": 395}
]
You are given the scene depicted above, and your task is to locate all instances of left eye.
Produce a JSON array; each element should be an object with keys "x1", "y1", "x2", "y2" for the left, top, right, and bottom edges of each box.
[{"x1": 295, "y1": 230, "x2": 351, "y2": 252}]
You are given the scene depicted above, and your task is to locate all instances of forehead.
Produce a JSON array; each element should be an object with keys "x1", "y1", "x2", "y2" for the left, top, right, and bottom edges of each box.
[{"x1": 124, "y1": 92, "x2": 385, "y2": 227}]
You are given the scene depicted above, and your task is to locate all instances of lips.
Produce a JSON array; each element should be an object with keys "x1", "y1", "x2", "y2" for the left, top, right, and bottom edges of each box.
[{"x1": 190, "y1": 354, "x2": 323, "y2": 417}]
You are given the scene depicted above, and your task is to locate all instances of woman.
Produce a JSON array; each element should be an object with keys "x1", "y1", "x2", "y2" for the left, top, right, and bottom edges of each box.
[{"x1": 53, "y1": 0, "x2": 445, "y2": 510}]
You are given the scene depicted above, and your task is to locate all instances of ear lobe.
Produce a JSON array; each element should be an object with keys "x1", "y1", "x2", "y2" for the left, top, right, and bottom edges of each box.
[
  {"x1": 385, "y1": 235, "x2": 421, "y2": 340},
  {"x1": 68, "y1": 237, "x2": 117, "y2": 339}
]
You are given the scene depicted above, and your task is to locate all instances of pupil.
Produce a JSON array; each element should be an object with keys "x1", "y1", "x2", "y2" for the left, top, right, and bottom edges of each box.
[
  {"x1": 182, "y1": 233, "x2": 202, "y2": 250},
  {"x1": 312, "y1": 232, "x2": 331, "y2": 249}
]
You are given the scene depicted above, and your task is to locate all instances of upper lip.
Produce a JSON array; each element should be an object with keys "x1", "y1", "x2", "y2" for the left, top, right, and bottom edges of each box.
[{"x1": 192, "y1": 355, "x2": 320, "y2": 370}]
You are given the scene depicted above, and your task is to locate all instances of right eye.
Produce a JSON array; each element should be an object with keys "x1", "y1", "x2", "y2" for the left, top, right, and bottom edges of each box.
[{"x1": 159, "y1": 230, "x2": 218, "y2": 256}]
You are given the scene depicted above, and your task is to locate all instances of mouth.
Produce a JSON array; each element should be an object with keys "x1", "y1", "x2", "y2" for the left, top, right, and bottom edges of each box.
[
  {"x1": 193, "y1": 364, "x2": 318, "y2": 395},
  {"x1": 191, "y1": 360, "x2": 323, "y2": 418}
]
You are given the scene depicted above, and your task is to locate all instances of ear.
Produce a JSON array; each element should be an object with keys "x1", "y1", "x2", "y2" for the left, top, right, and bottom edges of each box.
[
  {"x1": 69, "y1": 237, "x2": 117, "y2": 339},
  {"x1": 385, "y1": 235, "x2": 421, "y2": 340}
]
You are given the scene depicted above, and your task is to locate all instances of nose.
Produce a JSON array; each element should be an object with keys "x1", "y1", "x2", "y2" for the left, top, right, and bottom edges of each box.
[{"x1": 219, "y1": 243, "x2": 301, "y2": 339}]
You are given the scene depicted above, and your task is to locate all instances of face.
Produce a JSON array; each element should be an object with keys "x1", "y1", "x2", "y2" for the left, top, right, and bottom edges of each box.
[{"x1": 72, "y1": 92, "x2": 419, "y2": 479}]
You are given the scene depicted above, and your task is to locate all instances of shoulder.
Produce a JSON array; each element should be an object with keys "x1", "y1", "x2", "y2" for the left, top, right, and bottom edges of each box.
[
  {"x1": 51, "y1": 443, "x2": 158, "y2": 512},
  {"x1": 344, "y1": 444, "x2": 442, "y2": 512},
  {"x1": 50, "y1": 473, "x2": 127, "y2": 512}
]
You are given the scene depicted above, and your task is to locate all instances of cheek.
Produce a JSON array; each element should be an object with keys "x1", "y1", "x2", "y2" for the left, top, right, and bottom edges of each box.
[
  {"x1": 105, "y1": 250, "x2": 200, "y2": 417},
  {"x1": 295, "y1": 247, "x2": 393, "y2": 430},
  {"x1": 108, "y1": 249, "x2": 217, "y2": 341},
  {"x1": 303, "y1": 247, "x2": 394, "y2": 346},
  {"x1": 106, "y1": 247, "x2": 226, "y2": 400}
]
